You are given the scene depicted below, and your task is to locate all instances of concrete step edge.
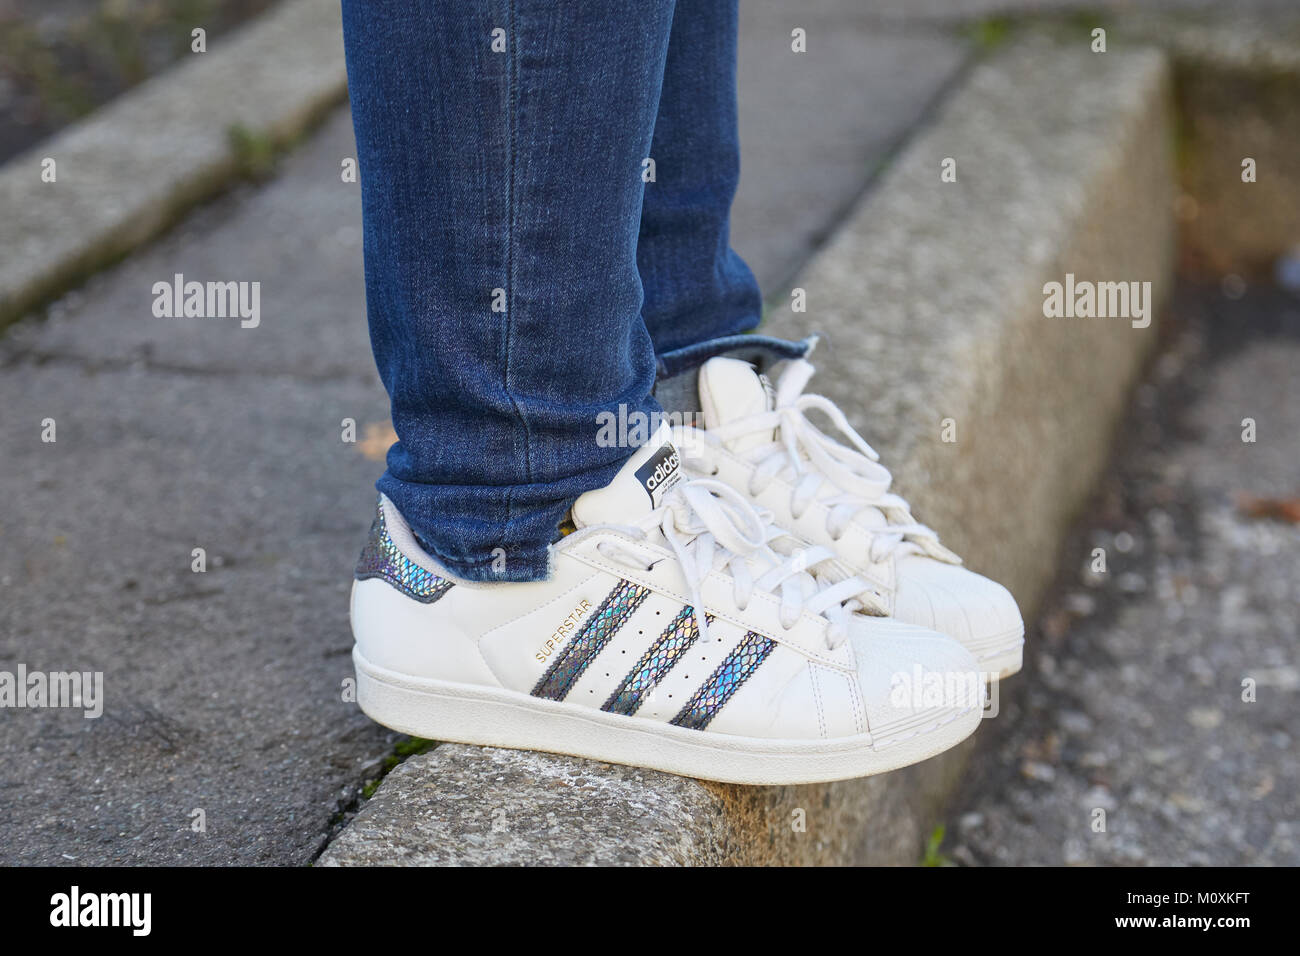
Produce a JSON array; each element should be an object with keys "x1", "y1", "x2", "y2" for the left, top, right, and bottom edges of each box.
[{"x1": 0, "y1": 0, "x2": 347, "y2": 329}]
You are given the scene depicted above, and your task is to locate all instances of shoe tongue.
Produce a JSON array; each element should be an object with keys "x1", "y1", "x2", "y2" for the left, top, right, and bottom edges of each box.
[
  {"x1": 571, "y1": 423, "x2": 685, "y2": 528},
  {"x1": 699, "y1": 357, "x2": 777, "y2": 453},
  {"x1": 702, "y1": 356, "x2": 890, "y2": 533}
]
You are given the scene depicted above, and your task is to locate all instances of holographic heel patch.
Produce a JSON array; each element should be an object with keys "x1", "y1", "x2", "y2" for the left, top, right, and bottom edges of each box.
[{"x1": 354, "y1": 501, "x2": 454, "y2": 604}]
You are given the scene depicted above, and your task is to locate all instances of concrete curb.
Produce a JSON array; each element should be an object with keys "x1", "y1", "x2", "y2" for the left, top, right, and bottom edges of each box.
[
  {"x1": 0, "y1": 0, "x2": 346, "y2": 330},
  {"x1": 1143, "y1": 10, "x2": 1300, "y2": 277},
  {"x1": 318, "y1": 35, "x2": 1176, "y2": 866}
]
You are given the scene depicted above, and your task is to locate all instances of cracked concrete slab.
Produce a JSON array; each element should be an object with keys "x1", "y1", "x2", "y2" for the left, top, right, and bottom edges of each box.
[{"x1": 0, "y1": 362, "x2": 395, "y2": 864}]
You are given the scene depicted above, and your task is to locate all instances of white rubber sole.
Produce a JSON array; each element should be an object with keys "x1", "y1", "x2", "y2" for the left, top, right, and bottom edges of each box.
[
  {"x1": 354, "y1": 648, "x2": 982, "y2": 786},
  {"x1": 967, "y1": 626, "x2": 1025, "y2": 680}
]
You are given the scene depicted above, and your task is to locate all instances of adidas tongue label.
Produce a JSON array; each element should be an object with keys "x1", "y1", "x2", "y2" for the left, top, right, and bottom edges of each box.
[{"x1": 634, "y1": 444, "x2": 683, "y2": 509}]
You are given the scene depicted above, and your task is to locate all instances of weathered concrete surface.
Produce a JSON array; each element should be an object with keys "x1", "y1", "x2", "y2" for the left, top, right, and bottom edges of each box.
[
  {"x1": 0, "y1": 112, "x2": 394, "y2": 866},
  {"x1": 318, "y1": 742, "x2": 968, "y2": 866},
  {"x1": 763, "y1": 36, "x2": 1177, "y2": 618},
  {"x1": 0, "y1": 362, "x2": 394, "y2": 864},
  {"x1": 949, "y1": 282, "x2": 1300, "y2": 865},
  {"x1": 1151, "y1": 10, "x2": 1300, "y2": 277},
  {"x1": 0, "y1": 115, "x2": 375, "y2": 382},
  {"x1": 316, "y1": 746, "x2": 736, "y2": 867},
  {"x1": 321, "y1": 37, "x2": 1176, "y2": 866},
  {"x1": 0, "y1": 0, "x2": 347, "y2": 329},
  {"x1": 734, "y1": 0, "x2": 967, "y2": 290}
]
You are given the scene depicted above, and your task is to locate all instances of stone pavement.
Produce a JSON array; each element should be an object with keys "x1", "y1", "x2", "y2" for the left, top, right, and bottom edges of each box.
[
  {"x1": 0, "y1": 1, "x2": 970, "y2": 864},
  {"x1": 946, "y1": 282, "x2": 1300, "y2": 865}
]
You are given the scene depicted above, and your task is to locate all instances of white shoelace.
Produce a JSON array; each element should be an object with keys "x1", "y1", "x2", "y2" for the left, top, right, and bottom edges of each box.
[
  {"x1": 596, "y1": 477, "x2": 864, "y2": 649},
  {"x1": 693, "y1": 359, "x2": 956, "y2": 566}
]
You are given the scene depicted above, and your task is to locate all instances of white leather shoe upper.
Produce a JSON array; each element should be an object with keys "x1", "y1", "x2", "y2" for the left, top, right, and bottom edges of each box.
[
  {"x1": 674, "y1": 356, "x2": 1025, "y2": 666},
  {"x1": 892, "y1": 554, "x2": 1023, "y2": 653}
]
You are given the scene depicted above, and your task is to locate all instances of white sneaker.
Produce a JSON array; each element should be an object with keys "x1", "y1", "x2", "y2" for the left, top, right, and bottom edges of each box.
[
  {"x1": 350, "y1": 424, "x2": 983, "y2": 785},
  {"x1": 674, "y1": 356, "x2": 1025, "y2": 679}
]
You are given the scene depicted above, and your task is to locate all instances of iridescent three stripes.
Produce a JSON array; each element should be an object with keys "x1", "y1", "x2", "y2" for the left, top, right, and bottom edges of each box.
[
  {"x1": 532, "y1": 580, "x2": 651, "y2": 700},
  {"x1": 602, "y1": 606, "x2": 705, "y2": 716},
  {"x1": 671, "y1": 631, "x2": 775, "y2": 731},
  {"x1": 535, "y1": 579, "x2": 774, "y2": 731}
]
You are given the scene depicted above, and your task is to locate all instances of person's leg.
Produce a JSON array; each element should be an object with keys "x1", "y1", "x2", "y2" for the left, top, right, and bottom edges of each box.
[
  {"x1": 637, "y1": 0, "x2": 755, "y2": 353},
  {"x1": 341, "y1": 0, "x2": 675, "y2": 582},
  {"x1": 636, "y1": 0, "x2": 808, "y2": 410}
]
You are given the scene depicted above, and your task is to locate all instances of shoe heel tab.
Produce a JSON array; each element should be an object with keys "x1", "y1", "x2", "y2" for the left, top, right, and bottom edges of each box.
[{"x1": 355, "y1": 496, "x2": 454, "y2": 604}]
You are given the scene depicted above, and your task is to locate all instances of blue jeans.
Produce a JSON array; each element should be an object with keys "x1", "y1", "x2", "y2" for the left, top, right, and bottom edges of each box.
[{"x1": 341, "y1": 0, "x2": 805, "y2": 581}]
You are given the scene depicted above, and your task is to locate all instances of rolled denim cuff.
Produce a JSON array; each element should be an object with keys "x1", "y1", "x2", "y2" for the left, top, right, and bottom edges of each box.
[{"x1": 653, "y1": 332, "x2": 818, "y2": 417}]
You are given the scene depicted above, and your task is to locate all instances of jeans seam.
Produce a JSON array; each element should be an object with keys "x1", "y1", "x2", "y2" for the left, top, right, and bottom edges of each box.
[{"x1": 502, "y1": 0, "x2": 534, "y2": 543}]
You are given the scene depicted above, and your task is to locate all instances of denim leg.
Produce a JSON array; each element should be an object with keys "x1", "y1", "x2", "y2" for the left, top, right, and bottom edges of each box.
[
  {"x1": 342, "y1": 0, "x2": 675, "y2": 582},
  {"x1": 636, "y1": 0, "x2": 762, "y2": 356}
]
